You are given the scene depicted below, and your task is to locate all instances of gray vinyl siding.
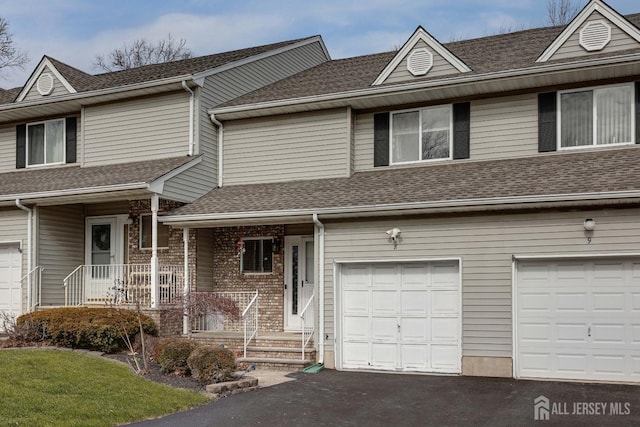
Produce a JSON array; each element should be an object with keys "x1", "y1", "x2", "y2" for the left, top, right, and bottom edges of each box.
[
  {"x1": 470, "y1": 94, "x2": 538, "y2": 160},
  {"x1": 551, "y1": 12, "x2": 639, "y2": 61},
  {"x1": 196, "y1": 229, "x2": 214, "y2": 291},
  {"x1": 0, "y1": 124, "x2": 16, "y2": 173},
  {"x1": 21, "y1": 67, "x2": 73, "y2": 102},
  {"x1": 323, "y1": 207, "x2": 640, "y2": 358},
  {"x1": 85, "y1": 201, "x2": 129, "y2": 217},
  {"x1": 383, "y1": 40, "x2": 462, "y2": 85},
  {"x1": 0, "y1": 208, "x2": 28, "y2": 279},
  {"x1": 82, "y1": 92, "x2": 190, "y2": 166},
  {"x1": 353, "y1": 113, "x2": 374, "y2": 172},
  {"x1": 38, "y1": 205, "x2": 84, "y2": 306},
  {"x1": 224, "y1": 108, "x2": 350, "y2": 185}
]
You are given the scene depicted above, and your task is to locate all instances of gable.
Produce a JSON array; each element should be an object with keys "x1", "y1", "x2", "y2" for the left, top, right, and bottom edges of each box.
[
  {"x1": 538, "y1": 0, "x2": 640, "y2": 63},
  {"x1": 372, "y1": 27, "x2": 470, "y2": 86},
  {"x1": 16, "y1": 57, "x2": 77, "y2": 103}
]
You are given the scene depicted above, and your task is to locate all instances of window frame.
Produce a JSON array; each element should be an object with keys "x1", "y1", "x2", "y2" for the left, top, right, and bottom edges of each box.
[
  {"x1": 389, "y1": 105, "x2": 453, "y2": 165},
  {"x1": 557, "y1": 83, "x2": 636, "y2": 151},
  {"x1": 240, "y1": 237, "x2": 274, "y2": 274},
  {"x1": 139, "y1": 214, "x2": 170, "y2": 250},
  {"x1": 25, "y1": 118, "x2": 66, "y2": 167}
]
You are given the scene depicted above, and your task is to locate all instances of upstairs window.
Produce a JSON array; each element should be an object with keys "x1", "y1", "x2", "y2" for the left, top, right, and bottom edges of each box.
[
  {"x1": 559, "y1": 84, "x2": 634, "y2": 149},
  {"x1": 27, "y1": 119, "x2": 65, "y2": 166},
  {"x1": 241, "y1": 238, "x2": 273, "y2": 274},
  {"x1": 391, "y1": 105, "x2": 452, "y2": 164}
]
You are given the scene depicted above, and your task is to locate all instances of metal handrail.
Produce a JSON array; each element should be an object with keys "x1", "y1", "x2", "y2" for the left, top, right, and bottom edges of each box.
[
  {"x1": 21, "y1": 266, "x2": 43, "y2": 312},
  {"x1": 243, "y1": 290, "x2": 259, "y2": 358},
  {"x1": 300, "y1": 292, "x2": 315, "y2": 360}
]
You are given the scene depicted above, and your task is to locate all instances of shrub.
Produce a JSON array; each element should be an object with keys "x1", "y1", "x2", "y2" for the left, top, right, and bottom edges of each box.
[
  {"x1": 187, "y1": 345, "x2": 237, "y2": 384},
  {"x1": 16, "y1": 307, "x2": 157, "y2": 353},
  {"x1": 155, "y1": 338, "x2": 199, "y2": 376}
]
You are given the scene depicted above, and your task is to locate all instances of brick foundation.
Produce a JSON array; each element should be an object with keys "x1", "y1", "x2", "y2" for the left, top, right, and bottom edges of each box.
[
  {"x1": 141, "y1": 307, "x2": 183, "y2": 337},
  {"x1": 212, "y1": 226, "x2": 285, "y2": 332}
]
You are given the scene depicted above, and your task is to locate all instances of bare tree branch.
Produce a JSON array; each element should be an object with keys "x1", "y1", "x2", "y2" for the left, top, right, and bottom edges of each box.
[
  {"x1": 546, "y1": 0, "x2": 581, "y2": 26},
  {"x1": 0, "y1": 17, "x2": 28, "y2": 74},
  {"x1": 94, "y1": 33, "x2": 193, "y2": 72}
]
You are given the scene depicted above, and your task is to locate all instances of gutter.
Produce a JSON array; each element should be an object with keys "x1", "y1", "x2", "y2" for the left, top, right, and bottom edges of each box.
[
  {"x1": 15, "y1": 199, "x2": 32, "y2": 309},
  {"x1": 160, "y1": 189, "x2": 640, "y2": 225},
  {"x1": 312, "y1": 213, "x2": 325, "y2": 365},
  {"x1": 209, "y1": 113, "x2": 224, "y2": 187},
  {"x1": 181, "y1": 81, "x2": 195, "y2": 156}
]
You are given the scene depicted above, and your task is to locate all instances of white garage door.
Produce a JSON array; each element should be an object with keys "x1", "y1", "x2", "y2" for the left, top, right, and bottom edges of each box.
[
  {"x1": 340, "y1": 261, "x2": 460, "y2": 373},
  {"x1": 0, "y1": 245, "x2": 22, "y2": 326},
  {"x1": 517, "y1": 258, "x2": 640, "y2": 383}
]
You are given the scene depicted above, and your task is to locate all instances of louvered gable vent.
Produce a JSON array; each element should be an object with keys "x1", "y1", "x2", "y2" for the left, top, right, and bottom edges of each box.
[
  {"x1": 36, "y1": 73, "x2": 54, "y2": 96},
  {"x1": 579, "y1": 20, "x2": 611, "y2": 51},
  {"x1": 407, "y1": 48, "x2": 433, "y2": 76}
]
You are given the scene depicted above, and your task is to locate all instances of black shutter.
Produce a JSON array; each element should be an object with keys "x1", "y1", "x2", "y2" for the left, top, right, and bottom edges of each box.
[
  {"x1": 65, "y1": 117, "x2": 77, "y2": 164},
  {"x1": 636, "y1": 82, "x2": 640, "y2": 144},
  {"x1": 373, "y1": 112, "x2": 390, "y2": 167},
  {"x1": 452, "y1": 102, "x2": 470, "y2": 160},
  {"x1": 16, "y1": 124, "x2": 26, "y2": 169},
  {"x1": 538, "y1": 92, "x2": 557, "y2": 152}
]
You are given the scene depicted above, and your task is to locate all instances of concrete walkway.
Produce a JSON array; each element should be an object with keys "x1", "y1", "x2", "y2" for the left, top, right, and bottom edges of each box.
[{"x1": 127, "y1": 370, "x2": 639, "y2": 426}]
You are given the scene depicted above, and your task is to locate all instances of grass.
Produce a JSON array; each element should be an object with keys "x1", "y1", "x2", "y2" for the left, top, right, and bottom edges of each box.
[{"x1": 0, "y1": 349, "x2": 209, "y2": 427}]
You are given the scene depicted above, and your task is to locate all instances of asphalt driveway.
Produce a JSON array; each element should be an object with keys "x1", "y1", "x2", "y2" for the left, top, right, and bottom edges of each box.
[{"x1": 128, "y1": 370, "x2": 639, "y2": 426}]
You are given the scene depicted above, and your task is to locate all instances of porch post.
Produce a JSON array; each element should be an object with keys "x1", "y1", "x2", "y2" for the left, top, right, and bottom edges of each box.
[
  {"x1": 183, "y1": 227, "x2": 190, "y2": 335},
  {"x1": 150, "y1": 194, "x2": 159, "y2": 308}
]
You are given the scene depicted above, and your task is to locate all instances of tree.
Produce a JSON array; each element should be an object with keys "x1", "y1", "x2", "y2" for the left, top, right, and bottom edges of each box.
[
  {"x1": 0, "y1": 17, "x2": 28, "y2": 74},
  {"x1": 546, "y1": 0, "x2": 581, "y2": 26},
  {"x1": 94, "y1": 33, "x2": 193, "y2": 72}
]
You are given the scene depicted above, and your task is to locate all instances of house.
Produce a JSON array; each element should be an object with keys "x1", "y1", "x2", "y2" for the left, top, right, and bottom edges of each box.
[
  {"x1": 0, "y1": 36, "x2": 330, "y2": 329},
  {"x1": 161, "y1": 0, "x2": 640, "y2": 382}
]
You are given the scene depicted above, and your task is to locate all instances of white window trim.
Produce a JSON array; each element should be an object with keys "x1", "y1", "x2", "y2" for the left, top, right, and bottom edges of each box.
[
  {"x1": 557, "y1": 83, "x2": 636, "y2": 151},
  {"x1": 26, "y1": 118, "x2": 66, "y2": 168},
  {"x1": 240, "y1": 236, "x2": 274, "y2": 274},
  {"x1": 139, "y1": 213, "x2": 170, "y2": 250},
  {"x1": 389, "y1": 105, "x2": 453, "y2": 165}
]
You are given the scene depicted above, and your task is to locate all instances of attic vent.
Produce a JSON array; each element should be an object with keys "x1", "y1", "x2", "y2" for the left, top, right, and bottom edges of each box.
[
  {"x1": 36, "y1": 73, "x2": 54, "y2": 96},
  {"x1": 406, "y1": 48, "x2": 433, "y2": 76},
  {"x1": 579, "y1": 20, "x2": 611, "y2": 52}
]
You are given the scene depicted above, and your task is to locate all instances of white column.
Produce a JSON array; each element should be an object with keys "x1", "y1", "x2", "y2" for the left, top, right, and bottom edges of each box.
[
  {"x1": 150, "y1": 194, "x2": 159, "y2": 308},
  {"x1": 183, "y1": 228, "x2": 190, "y2": 336}
]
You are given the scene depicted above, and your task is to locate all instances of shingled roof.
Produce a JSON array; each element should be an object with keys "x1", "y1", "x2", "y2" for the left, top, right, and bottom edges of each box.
[
  {"x1": 3, "y1": 37, "x2": 316, "y2": 102},
  {"x1": 167, "y1": 146, "x2": 640, "y2": 219},
  {"x1": 218, "y1": 14, "x2": 640, "y2": 108},
  {"x1": 0, "y1": 156, "x2": 194, "y2": 199}
]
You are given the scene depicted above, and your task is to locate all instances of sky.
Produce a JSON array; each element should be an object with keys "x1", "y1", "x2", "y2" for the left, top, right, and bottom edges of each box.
[{"x1": 0, "y1": 0, "x2": 638, "y2": 89}]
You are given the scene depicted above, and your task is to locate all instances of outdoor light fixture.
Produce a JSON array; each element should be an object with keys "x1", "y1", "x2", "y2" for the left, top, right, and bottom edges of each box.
[
  {"x1": 272, "y1": 238, "x2": 281, "y2": 253},
  {"x1": 583, "y1": 219, "x2": 596, "y2": 231},
  {"x1": 386, "y1": 228, "x2": 401, "y2": 249}
]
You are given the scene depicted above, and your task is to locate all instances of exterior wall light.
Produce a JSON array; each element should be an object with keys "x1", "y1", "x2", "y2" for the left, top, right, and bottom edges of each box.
[{"x1": 583, "y1": 219, "x2": 596, "y2": 231}]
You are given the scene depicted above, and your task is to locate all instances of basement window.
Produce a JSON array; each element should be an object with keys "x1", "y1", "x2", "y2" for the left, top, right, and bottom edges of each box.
[{"x1": 241, "y1": 238, "x2": 273, "y2": 274}]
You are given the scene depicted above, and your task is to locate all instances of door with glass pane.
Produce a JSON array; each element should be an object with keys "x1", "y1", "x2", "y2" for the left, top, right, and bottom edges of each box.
[
  {"x1": 85, "y1": 217, "x2": 118, "y2": 302},
  {"x1": 284, "y1": 236, "x2": 315, "y2": 331}
]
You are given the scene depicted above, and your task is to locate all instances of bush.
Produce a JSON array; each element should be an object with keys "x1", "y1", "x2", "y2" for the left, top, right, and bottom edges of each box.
[
  {"x1": 155, "y1": 338, "x2": 199, "y2": 376},
  {"x1": 187, "y1": 345, "x2": 237, "y2": 384},
  {"x1": 16, "y1": 307, "x2": 157, "y2": 353}
]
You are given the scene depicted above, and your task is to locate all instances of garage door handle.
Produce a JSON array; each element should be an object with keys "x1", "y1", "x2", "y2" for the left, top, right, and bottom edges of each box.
[{"x1": 588, "y1": 326, "x2": 591, "y2": 337}]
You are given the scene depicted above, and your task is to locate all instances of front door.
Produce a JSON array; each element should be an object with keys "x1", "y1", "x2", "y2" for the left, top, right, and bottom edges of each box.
[
  {"x1": 284, "y1": 236, "x2": 315, "y2": 331},
  {"x1": 85, "y1": 217, "x2": 124, "y2": 302}
]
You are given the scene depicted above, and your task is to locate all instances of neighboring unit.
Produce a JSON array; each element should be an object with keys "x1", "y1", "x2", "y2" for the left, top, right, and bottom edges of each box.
[{"x1": 161, "y1": 0, "x2": 640, "y2": 382}]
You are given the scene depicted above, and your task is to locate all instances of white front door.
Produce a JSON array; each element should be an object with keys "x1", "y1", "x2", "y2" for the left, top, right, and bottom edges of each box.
[
  {"x1": 85, "y1": 217, "x2": 125, "y2": 302},
  {"x1": 284, "y1": 236, "x2": 315, "y2": 331},
  {"x1": 517, "y1": 258, "x2": 640, "y2": 383},
  {"x1": 0, "y1": 244, "x2": 22, "y2": 328}
]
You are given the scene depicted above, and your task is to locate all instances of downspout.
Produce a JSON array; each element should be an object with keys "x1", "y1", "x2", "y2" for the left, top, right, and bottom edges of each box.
[
  {"x1": 312, "y1": 213, "x2": 325, "y2": 365},
  {"x1": 209, "y1": 113, "x2": 224, "y2": 187},
  {"x1": 181, "y1": 81, "x2": 195, "y2": 156},
  {"x1": 15, "y1": 199, "x2": 32, "y2": 310}
]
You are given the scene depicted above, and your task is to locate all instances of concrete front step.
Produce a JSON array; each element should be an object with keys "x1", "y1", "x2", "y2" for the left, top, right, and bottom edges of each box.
[
  {"x1": 237, "y1": 357, "x2": 314, "y2": 370},
  {"x1": 245, "y1": 346, "x2": 316, "y2": 360}
]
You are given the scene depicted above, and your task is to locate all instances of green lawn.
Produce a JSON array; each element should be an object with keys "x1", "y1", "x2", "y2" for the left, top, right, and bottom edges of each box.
[{"x1": 0, "y1": 349, "x2": 209, "y2": 427}]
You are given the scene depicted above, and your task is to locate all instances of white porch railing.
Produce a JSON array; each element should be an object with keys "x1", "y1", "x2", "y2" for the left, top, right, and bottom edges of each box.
[
  {"x1": 21, "y1": 266, "x2": 43, "y2": 312},
  {"x1": 243, "y1": 291, "x2": 259, "y2": 358},
  {"x1": 63, "y1": 264, "x2": 186, "y2": 307},
  {"x1": 300, "y1": 292, "x2": 315, "y2": 360}
]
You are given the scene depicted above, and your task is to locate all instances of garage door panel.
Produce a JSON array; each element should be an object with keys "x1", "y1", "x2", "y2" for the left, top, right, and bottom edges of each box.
[
  {"x1": 0, "y1": 246, "x2": 21, "y2": 325},
  {"x1": 341, "y1": 260, "x2": 460, "y2": 374},
  {"x1": 517, "y1": 258, "x2": 639, "y2": 383},
  {"x1": 401, "y1": 318, "x2": 428, "y2": 342},
  {"x1": 432, "y1": 290, "x2": 458, "y2": 314}
]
